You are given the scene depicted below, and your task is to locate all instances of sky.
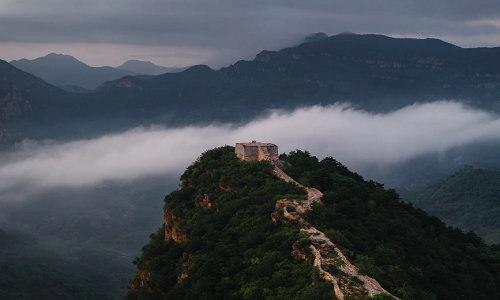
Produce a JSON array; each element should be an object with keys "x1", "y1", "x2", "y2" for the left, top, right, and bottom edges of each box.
[
  {"x1": 1, "y1": 0, "x2": 500, "y2": 68},
  {"x1": 1, "y1": 101, "x2": 500, "y2": 204}
]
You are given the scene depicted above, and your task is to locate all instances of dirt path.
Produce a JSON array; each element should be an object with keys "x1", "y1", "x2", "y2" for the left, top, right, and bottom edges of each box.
[{"x1": 271, "y1": 160, "x2": 398, "y2": 300}]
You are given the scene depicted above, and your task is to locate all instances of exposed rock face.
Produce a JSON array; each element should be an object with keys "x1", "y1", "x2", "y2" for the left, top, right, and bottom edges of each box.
[
  {"x1": 164, "y1": 207, "x2": 187, "y2": 243},
  {"x1": 195, "y1": 193, "x2": 212, "y2": 208},
  {"x1": 178, "y1": 254, "x2": 194, "y2": 283},
  {"x1": 219, "y1": 182, "x2": 237, "y2": 192},
  {"x1": 130, "y1": 265, "x2": 151, "y2": 292}
]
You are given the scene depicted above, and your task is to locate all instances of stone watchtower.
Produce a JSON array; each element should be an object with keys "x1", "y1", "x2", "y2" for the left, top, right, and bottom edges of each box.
[{"x1": 235, "y1": 142, "x2": 279, "y2": 161}]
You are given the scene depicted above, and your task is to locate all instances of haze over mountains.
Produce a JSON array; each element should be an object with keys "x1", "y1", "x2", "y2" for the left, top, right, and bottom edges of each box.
[
  {"x1": 10, "y1": 53, "x2": 137, "y2": 90},
  {"x1": 10, "y1": 54, "x2": 184, "y2": 90},
  {"x1": 116, "y1": 60, "x2": 187, "y2": 76},
  {"x1": 3, "y1": 33, "x2": 500, "y2": 146}
]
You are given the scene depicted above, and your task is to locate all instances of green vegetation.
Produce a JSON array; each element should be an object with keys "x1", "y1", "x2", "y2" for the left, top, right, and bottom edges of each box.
[
  {"x1": 405, "y1": 166, "x2": 500, "y2": 244},
  {"x1": 279, "y1": 150, "x2": 500, "y2": 300},
  {"x1": 125, "y1": 146, "x2": 336, "y2": 300}
]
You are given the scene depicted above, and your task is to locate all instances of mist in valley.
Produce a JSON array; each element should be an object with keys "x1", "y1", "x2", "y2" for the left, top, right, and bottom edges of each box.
[
  {"x1": 2, "y1": 100, "x2": 500, "y2": 233},
  {"x1": 1, "y1": 100, "x2": 500, "y2": 200}
]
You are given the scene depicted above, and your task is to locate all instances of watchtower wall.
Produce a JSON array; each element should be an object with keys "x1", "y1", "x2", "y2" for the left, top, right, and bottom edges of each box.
[{"x1": 235, "y1": 142, "x2": 278, "y2": 161}]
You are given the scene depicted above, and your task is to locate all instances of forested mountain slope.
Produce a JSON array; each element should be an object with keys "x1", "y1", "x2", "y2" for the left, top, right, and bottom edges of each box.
[
  {"x1": 406, "y1": 166, "x2": 500, "y2": 244},
  {"x1": 126, "y1": 147, "x2": 500, "y2": 300}
]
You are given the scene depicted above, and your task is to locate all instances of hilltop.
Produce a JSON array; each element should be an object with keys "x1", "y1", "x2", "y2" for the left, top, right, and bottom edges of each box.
[{"x1": 126, "y1": 146, "x2": 500, "y2": 300}]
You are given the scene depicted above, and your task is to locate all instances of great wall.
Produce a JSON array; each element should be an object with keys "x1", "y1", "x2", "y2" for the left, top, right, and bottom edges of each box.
[{"x1": 235, "y1": 142, "x2": 398, "y2": 300}]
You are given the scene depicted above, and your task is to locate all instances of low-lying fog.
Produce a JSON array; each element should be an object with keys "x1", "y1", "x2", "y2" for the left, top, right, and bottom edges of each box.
[{"x1": 2, "y1": 100, "x2": 500, "y2": 204}]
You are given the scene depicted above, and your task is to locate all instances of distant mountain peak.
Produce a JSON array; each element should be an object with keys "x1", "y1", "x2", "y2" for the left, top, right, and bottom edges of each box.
[
  {"x1": 303, "y1": 32, "x2": 329, "y2": 43},
  {"x1": 45, "y1": 52, "x2": 73, "y2": 58},
  {"x1": 117, "y1": 60, "x2": 187, "y2": 75},
  {"x1": 11, "y1": 53, "x2": 88, "y2": 67},
  {"x1": 118, "y1": 60, "x2": 159, "y2": 68},
  {"x1": 337, "y1": 31, "x2": 356, "y2": 36},
  {"x1": 9, "y1": 54, "x2": 136, "y2": 89}
]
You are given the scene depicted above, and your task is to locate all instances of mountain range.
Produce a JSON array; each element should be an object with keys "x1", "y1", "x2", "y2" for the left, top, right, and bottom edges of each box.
[
  {"x1": 10, "y1": 53, "x2": 137, "y2": 90},
  {"x1": 10, "y1": 54, "x2": 184, "y2": 90},
  {"x1": 3, "y1": 33, "x2": 500, "y2": 148}
]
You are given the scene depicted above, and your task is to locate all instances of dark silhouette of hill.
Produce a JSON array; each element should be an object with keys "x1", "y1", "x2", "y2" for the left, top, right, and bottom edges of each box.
[
  {"x1": 58, "y1": 85, "x2": 94, "y2": 93},
  {"x1": 10, "y1": 53, "x2": 137, "y2": 89},
  {"x1": 406, "y1": 166, "x2": 500, "y2": 244}
]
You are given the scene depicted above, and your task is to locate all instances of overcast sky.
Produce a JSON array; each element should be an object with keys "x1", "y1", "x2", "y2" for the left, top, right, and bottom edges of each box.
[{"x1": 1, "y1": 0, "x2": 500, "y2": 68}]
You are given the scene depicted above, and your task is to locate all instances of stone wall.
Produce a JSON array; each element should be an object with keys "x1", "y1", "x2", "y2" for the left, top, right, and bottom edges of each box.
[{"x1": 235, "y1": 142, "x2": 278, "y2": 161}]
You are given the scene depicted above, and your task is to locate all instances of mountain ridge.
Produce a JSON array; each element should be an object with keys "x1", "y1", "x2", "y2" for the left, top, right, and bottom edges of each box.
[
  {"x1": 3, "y1": 33, "x2": 500, "y2": 146},
  {"x1": 10, "y1": 53, "x2": 138, "y2": 89},
  {"x1": 125, "y1": 146, "x2": 500, "y2": 300}
]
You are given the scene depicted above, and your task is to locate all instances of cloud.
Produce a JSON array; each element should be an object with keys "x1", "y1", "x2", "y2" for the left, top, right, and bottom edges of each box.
[
  {"x1": 2, "y1": 0, "x2": 500, "y2": 67},
  {"x1": 1, "y1": 101, "x2": 500, "y2": 202}
]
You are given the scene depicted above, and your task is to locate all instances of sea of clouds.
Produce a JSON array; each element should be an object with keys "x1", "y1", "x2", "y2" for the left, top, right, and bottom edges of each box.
[{"x1": 1, "y1": 101, "x2": 500, "y2": 201}]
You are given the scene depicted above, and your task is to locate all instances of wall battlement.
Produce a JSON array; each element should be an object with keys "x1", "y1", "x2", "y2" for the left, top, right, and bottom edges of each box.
[{"x1": 235, "y1": 142, "x2": 278, "y2": 161}]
